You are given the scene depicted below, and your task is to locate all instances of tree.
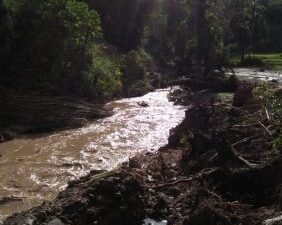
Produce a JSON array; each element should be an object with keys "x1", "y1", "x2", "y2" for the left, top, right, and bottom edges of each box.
[
  {"x1": 89, "y1": 0, "x2": 155, "y2": 52},
  {"x1": 0, "y1": 0, "x2": 14, "y2": 79},
  {"x1": 0, "y1": 0, "x2": 102, "y2": 96},
  {"x1": 228, "y1": 0, "x2": 266, "y2": 63},
  {"x1": 144, "y1": 0, "x2": 225, "y2": 76},
  {"x1": 265, "y1": 0, "x2": 282, "y2": 51}
]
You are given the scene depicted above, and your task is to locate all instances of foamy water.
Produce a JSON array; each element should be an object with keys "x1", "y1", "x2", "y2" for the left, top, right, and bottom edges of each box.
[{"x1": 0, "y1": 88, "x2": 186, "y2": 220}]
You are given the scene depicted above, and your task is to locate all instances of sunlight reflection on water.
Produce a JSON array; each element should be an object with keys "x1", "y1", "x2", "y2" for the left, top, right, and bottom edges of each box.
[{"x1": 0, "y1": 88, "x2": 186, "y2": 220}]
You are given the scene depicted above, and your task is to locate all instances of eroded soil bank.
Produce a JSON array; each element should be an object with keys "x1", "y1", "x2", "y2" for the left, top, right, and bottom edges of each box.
[
  {"x1": 3, "y1": 76, "x2": 282, "y2": 225},
  {"x1": 0, "y1": 96, "x2": 111, "y2": 143}
]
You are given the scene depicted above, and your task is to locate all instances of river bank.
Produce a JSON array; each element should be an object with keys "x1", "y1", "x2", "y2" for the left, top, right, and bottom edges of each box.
[
  {"x1": 0, "y1": 95, "x2": 113, "y2": 143},
  {"x1": 3, "y1": 75, "x2": 281, "y2": 225}
]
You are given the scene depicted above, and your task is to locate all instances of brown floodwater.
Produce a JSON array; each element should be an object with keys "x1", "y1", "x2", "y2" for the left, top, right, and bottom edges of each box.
[
  {"x1": 0, "y1": 88, "x2": 186, "y2": 221},
  {"x1": 233, "y1": 68, "x2": 282, "y2": 82}
]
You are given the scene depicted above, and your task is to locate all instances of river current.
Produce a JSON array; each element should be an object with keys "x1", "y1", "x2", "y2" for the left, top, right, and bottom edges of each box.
[{"x1": 0, "y1": 88, "x2": 187, "y2": 220}]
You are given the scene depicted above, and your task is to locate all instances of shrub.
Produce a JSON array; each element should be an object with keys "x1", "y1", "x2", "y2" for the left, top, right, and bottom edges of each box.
[
  {"x1": 254, "y1": 83, "x2": 282, "y2": 152},
  {"x1": 254, "y1": 83, "x2": 282, "y2": 122},
  {"x1": 81, "y1": 44, "x2": 122, "y2": 100},
  {"x1": 127, "y1": 80, "x2": 154, "y2": 97},
  {"x1": 121, "y1": 49, "x2": 154, "y2": 95}
]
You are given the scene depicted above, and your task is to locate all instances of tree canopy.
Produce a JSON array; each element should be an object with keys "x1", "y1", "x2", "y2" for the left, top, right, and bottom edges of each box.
[{"x1": 0, "y1": 0, "x2": 281, "y2": 99}]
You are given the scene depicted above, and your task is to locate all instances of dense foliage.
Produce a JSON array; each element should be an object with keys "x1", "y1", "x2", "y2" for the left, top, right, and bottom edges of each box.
[
  {"x1": 0, "y1": 0, "x2": 281, "y2": 100},
  {"x1": 0, "y1": 0, "x2": 104, "y2": 96},
  {"x1": 0, "y1": 0, "x2": 156, "y2": 99}
]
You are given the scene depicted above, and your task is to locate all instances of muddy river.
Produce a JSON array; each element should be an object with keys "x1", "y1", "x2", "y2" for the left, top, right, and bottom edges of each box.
[
  {"x1": 234, "y1": 68, "x2": 282, "y2": 82},
  {"x1": 0, "y1": 88, "x2": 187, "y2": 221}
]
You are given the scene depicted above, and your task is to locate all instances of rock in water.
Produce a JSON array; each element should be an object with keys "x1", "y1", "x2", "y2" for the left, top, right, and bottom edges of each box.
[
  {"x1": 138, "y1": 101, "x2": 149, "y2": 107},
  {"x1": 143, "y1": 218, "x2": 167, "y2": 225}
]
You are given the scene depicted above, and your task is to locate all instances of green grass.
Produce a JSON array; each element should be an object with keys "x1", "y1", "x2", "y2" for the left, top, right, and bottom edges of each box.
[
  {"x1": 269, "y1": 0, "x2": 282, "y2": 6},
  {"x1": 252, "y1": 53, "x2": 282, "y2": 71},
  {"x1": 231, "y1": 53, "x2": 282, "y2": 71}
]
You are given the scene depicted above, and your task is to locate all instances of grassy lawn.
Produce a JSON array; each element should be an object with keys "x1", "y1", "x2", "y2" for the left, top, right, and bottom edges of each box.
[
  {"x1": 254, "y1": 53, "x2": 282, "y2": 70},
  {"x1": 231, "y1": 53, "x2": 282, "y2": 71},
  {"x1": 269, "y1": 0, "x2": 282, "y2": 6}
]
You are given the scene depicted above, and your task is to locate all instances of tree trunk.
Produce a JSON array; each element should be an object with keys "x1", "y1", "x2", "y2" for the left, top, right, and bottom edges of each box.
[
  {"x1": 240, "y1": 45, "x2": 245, "y2": 64},
  {"x1": 194, "y1": 0, "x2": 206, "y2": 77}
]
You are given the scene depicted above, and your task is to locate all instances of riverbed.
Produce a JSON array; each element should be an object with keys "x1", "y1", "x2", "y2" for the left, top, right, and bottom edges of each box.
[{"x1": 0, "y1": 88, "x2": 186, "y2": 220}]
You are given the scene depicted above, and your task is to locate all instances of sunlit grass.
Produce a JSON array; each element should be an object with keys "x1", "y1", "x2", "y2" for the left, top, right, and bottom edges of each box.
[
  {"x1": 231, "y1": 53, "x2": 282, "y2": 71},
  {"x1": 269, "y1": 0, "x2": 282, "y2": 6},
  {"x1": 254, "y1": 53, "x2": 282, "y2": 70}
]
